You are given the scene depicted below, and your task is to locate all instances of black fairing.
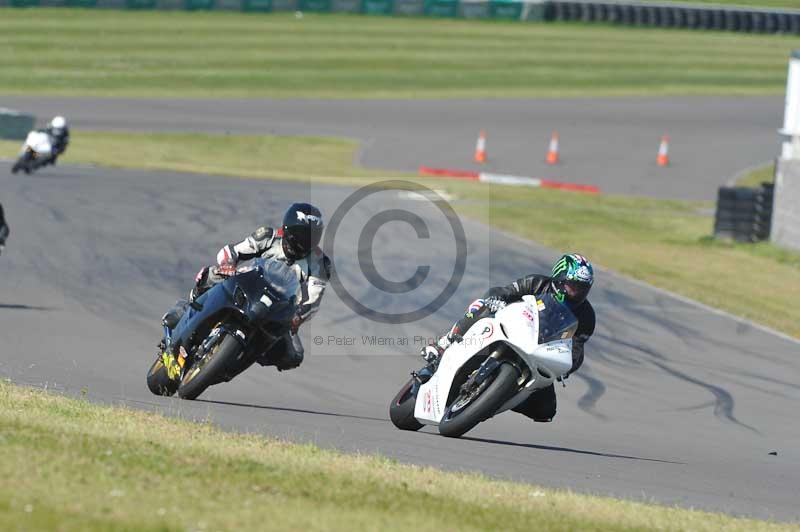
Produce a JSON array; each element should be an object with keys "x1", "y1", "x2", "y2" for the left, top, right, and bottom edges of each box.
[{"x1": 171, "y1": 259, "x2": 298, "y2": 361}]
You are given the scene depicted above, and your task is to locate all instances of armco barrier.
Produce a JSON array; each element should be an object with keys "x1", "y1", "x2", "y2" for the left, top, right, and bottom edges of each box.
[
  {"x1": 3, "y1": 0, "x2": 799, "y2": 34},
  {"x1": 0, "y1": 108, "x2": 35, "y2": 141}
]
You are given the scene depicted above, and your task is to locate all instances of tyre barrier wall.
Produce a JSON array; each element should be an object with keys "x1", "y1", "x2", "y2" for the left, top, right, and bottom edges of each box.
[
  {"x1": 0, "y1": 108, "x2": 35, "y2": 141},
  {"x1": 545, "y1": 1, "x2": 800, "y2": 34},
  {"x1": 714, "y1": 182, "x2": 774, "y2": 243},
  {"x1": 3, "y1": 0, "x2": 800, "y2": 34}
]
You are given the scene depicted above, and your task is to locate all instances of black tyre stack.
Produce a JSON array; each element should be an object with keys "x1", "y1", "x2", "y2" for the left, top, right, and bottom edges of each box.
[
  {"x1": 544, "y1": 1, "x2": 800, "y2": 35},
  {"x1": 714, "y1": 183, "x2": 774, "y2": 243}
]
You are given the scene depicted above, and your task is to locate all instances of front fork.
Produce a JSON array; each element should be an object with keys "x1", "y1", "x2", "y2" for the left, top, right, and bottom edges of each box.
[{"x1": 160, "y1": 325, "x2": 188, "y2": 380}]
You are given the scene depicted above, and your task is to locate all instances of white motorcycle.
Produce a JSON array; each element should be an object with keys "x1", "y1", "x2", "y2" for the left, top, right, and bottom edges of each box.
[
  {"x1": 11, "y1": 130, "x2": 53, "y2": 175},
  {"x1": 390, "y1": 293, "x2": 577, "y2": 438}
]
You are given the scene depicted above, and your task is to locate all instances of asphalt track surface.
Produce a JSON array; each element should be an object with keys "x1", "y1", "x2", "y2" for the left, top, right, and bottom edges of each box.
[
  {"x1": 1, "y1": 95, "x2": 783, "y2": 200},
  {"x1": 1, "y1": 161, "x2": 799, "y2": 522}
]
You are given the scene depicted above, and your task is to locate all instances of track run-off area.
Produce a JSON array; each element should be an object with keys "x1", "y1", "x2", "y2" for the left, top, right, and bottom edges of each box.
[
  {"x1": 2, "y1": 95, "x2": 783, "y2": 199},
  {"x1": 0, "y1": 97, "x2": 798, "y2": 522}
]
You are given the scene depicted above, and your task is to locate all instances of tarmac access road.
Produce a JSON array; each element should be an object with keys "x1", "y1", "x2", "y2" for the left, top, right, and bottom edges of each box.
[{"x1": 1, "y1": 95, "x2": 783, "y2": 200}]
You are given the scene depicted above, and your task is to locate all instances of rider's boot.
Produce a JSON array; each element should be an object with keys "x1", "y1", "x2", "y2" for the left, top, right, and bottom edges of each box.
[
  {"x1": 415, "y1": 333, "x2": 460, "y2": 383},
  {"x1": 273, "y1": 333, "x2": 304, "y2": 372}
]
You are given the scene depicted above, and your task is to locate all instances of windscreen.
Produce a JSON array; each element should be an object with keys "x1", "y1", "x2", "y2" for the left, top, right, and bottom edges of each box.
[
  {"x1": 257, "y1": 258, "x2": 300, "y2": 302},
  {"x1": 537, "y1": 293, "x2": 579, "y2": 344}
]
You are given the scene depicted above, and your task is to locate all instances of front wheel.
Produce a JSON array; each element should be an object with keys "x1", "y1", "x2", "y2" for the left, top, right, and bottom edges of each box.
[
  {"x1": 146, "y1": 355, "x2": 179, "y2": 397},
  {"x1": 11, "y1": 152, "x2": 33, "y2": 175},
  {"x1": 178, "y1": 333, "x2": 242, "y2": 400},
  {"x1": 438, "y1": 363, "x2": 519, "y2": 439},
  {"x1": 389, "y1": 379, "x2": 423, "y2": 431}
]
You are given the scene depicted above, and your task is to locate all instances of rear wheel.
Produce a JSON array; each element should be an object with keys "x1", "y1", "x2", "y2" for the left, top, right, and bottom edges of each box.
[
  {"x1": 146, "y1": 355, "x2": 179, "y2": 397},
  {"x1": 389, "y1": 379, "x2": 423, "y2": 431},
  {"x1": 438, "y1": 363, "x2": 519, "y2": 438},
  {"x1": 178, "y1": 334, "x2": 241, "y2": 400}
]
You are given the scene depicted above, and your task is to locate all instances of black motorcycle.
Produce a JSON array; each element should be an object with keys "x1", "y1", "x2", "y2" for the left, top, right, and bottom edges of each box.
[{"x1": 147, "y1": 258, "x2": 299, "y2": 400}]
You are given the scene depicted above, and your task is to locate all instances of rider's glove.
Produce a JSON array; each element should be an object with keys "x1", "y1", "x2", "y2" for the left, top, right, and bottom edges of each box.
[
  {"x1": 215, "y1": 264, "x2": 236, "y2": 277},
  {"x1": 484, "y1": 296, "x2": 507, "y2": 313}
]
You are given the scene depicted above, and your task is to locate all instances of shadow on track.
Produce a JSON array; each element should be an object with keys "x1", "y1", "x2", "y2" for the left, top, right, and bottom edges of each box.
[
  {"x1": 195, "y1": 399, "x2": 387, "y2": 423},
  {"x1": 0, "y1": 303, "x2": 54, "y2": 311},
  {"x1": 459, "y1": 436, "x2": 684, "y2": 464}
]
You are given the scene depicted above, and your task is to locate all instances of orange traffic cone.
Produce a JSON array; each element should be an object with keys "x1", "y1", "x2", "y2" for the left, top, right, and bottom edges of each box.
[
  {"x1": 474, "y1": 130, "x2": 487, "y2": 164},
  {"x1": 546, "y1": 131, "x2": 560, "y2": 165},
  {"x1": 656, "y1": 135, "x2": 670, "y2": 167}
]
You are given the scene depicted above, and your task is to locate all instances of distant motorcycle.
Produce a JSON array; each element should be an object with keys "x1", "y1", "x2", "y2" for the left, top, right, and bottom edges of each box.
[
  {"x1": 147, "y1": 258, "x2": 299, "y2": 400},
  {"x1": 390, "y1": 293, "x2": 577, "y2": 438},
  {"x1": 11, "y1": 130, "x2": 53, "y2": 175}
]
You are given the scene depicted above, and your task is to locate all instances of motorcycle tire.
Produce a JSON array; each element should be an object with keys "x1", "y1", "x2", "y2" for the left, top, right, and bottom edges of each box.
[
  {"x1": 178, "y1": 333, "x2": 241, "y2": 400},
  {"x1": 438, "y1": 363, "x2": 519, "y2": 439},
  {"x1": 389, "y1": 378, "x2": 423, "y2": 431},
  {"x1": 146, "y1": 355, "x2": 179, "y2": 397}
]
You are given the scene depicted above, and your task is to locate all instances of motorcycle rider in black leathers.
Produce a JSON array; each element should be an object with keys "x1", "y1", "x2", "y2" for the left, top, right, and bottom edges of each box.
[
  {"x1": 0, "y1": 203, "x2": 8, "y2": 255},
  {"x1": 161, "y1": 203, "x2": 330, "y2": 377},
  {"x1": 420, "y1": 253, "x2": 596, "y2": 422}
]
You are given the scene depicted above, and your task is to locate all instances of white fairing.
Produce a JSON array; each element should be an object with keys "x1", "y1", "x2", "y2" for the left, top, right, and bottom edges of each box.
[
  {"x1": 22, "y1": 131, "x2": 53, "y2": 156},
  {"x1": 414, "y1": 295, "x2": 573, "y2": 425}
]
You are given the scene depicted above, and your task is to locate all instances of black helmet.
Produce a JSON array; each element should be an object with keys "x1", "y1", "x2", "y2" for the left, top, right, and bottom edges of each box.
[
  {"x1": 551, "y1": 253, "x2": 594, "y2": 309},
  {"x1": 281, "y1": 203, "x2": 324, "y2": 261}
]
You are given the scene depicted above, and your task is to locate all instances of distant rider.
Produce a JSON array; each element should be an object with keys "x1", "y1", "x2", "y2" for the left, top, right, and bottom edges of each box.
[
  {"x1": 162, "y1": 203, "x2": 331, "y2": 375},
  {"x1": 47, "y1": 116, "x2": 69, "y2": 164},
  {"x1": 420, "y1": 253, "x2": 596, "y2": 422},
  {"x1": 41, "y1": 116, "x2": 70, "y2": 166},
  {"x1": 0, "y1": 203, "x2": 8, "y2": 255}
]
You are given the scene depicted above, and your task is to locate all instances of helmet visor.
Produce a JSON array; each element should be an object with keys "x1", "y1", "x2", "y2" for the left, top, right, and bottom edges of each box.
[
  {"x1": 284, "y1": 224, "x2": 322, "y2": 259},
  {"x1": 563, "y1": 280, "x2": 591, "y2": 305}
]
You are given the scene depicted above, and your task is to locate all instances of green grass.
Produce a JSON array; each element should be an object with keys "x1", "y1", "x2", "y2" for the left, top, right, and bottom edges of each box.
[
  {"x1": 735, "y1": 162, "x2": 775, "y2": 187},
  {"x1": 0, "y1": 380, "x2": 794, "y2": 531},
  {"x1": 1, "y1": 9, "x2": 799, "y2": 98},
  {"x1": 443, "y1": 180, "x2": 800, "y2": 337},
  {"x1": 0, "y1": 131, "x2": 410, "y2": 183},
  {"x1": 3, "y1": 130, "x2": 799, "y2": 337}
]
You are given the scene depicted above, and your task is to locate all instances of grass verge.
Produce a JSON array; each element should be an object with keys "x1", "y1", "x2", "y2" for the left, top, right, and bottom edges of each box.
[
  {"x1": 2, "y1": 131, "x2": 799, "y2": 337},
  {"x1": 735, "y1": 162, "x2": 775, "y2": 187},
  {"x1": 1, "y1": 9, "x2": 799, "y2": 98},
  {"x1": 0, "y1": 380, "x2": 793, "y2": 531},
  {"x1": 0, "y1": 131, "x2": 409, "y2": 184}
]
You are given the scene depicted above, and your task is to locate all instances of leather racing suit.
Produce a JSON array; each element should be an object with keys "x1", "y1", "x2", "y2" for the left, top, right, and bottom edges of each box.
[{"x1": 169, "y1": 226, "x2": 331, "y2": 370}]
